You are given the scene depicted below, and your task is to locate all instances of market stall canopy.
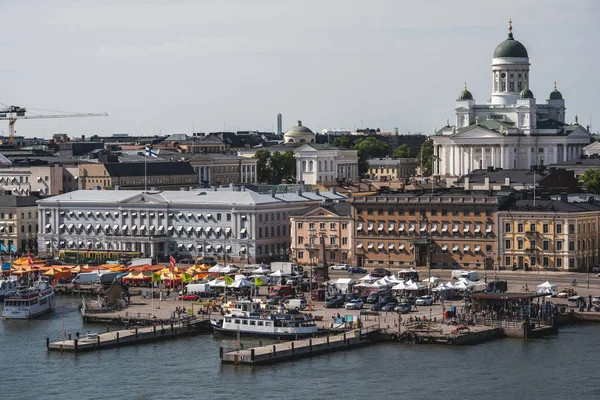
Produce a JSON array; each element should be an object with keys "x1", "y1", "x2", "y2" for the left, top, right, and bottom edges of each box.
[
  {"x1": 208, "y1": 265, "x2": 223, "y2": 273},
  {"x1": 220, "y1": 265, "x2": 239, "y2": 274},
  {"x1": 537, "y1": 281, "x2": 558, "y2": 293},
  {"x1": 404, "y1": 281, "x2": 425, "y2": 291},
  {"x1": 422, "y1": 276, "x2": 442, "y2": 285},
  {"x1": 269, "y1": 269, "x2": 290, "y2": 277},
  {"x1": 391, "y1": 281, "x2": 407, "y2": 290},
  {"x1": 358, "y1": 274, "x2": 377, "y2": 282},
  {"x1": 230, "y1": 279, "x2": 251, "y2": 288},
  {"x1": 252, "y1": 266, "x2": 269, "y2": 275}
]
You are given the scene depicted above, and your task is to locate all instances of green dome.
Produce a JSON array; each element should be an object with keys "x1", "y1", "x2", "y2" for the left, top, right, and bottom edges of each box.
[
  {"x1": 519, "y1": 87, "x2": 534, "y2": 99},
  {"x1": 493, "y1": 33, "x2": 528, "y2": 58},
  {"x1": 549, "y1": 82, "x2": 563, "y2": 100},
  {"x1": 457, "y1": 83, "x2": 473, "y2": 101}
]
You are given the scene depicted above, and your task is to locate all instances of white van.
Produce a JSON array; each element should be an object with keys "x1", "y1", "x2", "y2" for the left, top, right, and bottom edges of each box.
[
  {"x1": 283, "y1": 298, "x2": 307, "y2": 311},
  {"x1": 330, "y1": 264, "x2": 349, "y2": 270},
  {"x1": 185, "y1": 283, "x2": 212, "y2": 296},
  {"x1": 460, "y1": 271, "x2": 479, "y2": 281}
]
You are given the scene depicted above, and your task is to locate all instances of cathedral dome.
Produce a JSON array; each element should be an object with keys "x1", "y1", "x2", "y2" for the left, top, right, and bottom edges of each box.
[
  {"x1": 519, "y1": 86, "x2": 534, "y2": 99},
  {"x1": 549, "y1": 82, "x2": 563, "y2": 100},
  {"x1": 493, "y1": 21, "x2": 528, "y2": 58},
  {"x1": 284, "y1": 120, "x2": 315, "y2": 143},
  {"x1": 457, "y1": 82, "x2": 473, "y2": 101}
]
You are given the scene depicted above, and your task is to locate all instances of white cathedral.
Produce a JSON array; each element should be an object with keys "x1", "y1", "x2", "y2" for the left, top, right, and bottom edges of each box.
[{"x1": 433, "y1": 21, "x2": 591, "y2": 177}]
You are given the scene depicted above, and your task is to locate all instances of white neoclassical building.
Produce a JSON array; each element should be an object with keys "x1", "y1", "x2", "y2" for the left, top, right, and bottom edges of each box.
[
  {"x1": 238, "y1": 120, "x2": 359, "y2": 185},
  {"x1": 433, "y1": 21, "x2": 592, "y2": 177}
]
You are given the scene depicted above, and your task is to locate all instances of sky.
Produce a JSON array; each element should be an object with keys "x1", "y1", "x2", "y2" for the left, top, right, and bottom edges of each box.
[{"x1": 1, "y1": 0, "x2": 599, "y2": 139}]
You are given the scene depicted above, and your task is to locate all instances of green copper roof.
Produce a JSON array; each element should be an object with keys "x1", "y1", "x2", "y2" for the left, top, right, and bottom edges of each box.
[
  {"x1": 520, "y1": 87, "x2": 534, "y2": 99},
  {"x1": 549, "y1": 90, "x2": 563, "y2": 100},
  {"x1": 493, "y1": 33, "x2": 528, "y2": 58}
]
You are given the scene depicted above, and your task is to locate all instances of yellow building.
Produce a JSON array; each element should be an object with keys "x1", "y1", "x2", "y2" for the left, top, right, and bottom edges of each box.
[
  {"x1": 367, "y1": 158, "x2": 417, "y2": 181},
  {"x1": 498, "y1": 198, "x2": 600, "y2": 271}
]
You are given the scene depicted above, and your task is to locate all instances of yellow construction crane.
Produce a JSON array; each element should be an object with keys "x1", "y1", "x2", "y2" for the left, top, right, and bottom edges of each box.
[{"x1": 0, "y1": 105, "x2": 108, "y2": 143}]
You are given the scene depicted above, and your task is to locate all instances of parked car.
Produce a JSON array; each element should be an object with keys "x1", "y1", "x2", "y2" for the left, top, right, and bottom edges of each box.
[
  {"x1": 370, "y1": 302, "x2": 386, "y2": 311},
  {"x1": 370, "y1": 268, "x2": 391, "y2": 278},
  {"x1": 279, "y1": 295, "x2": 295, "y2": 306},
  {"x1": 325, "y1": 298, "x2": 345, "y2": 308},
  {"x1": 345, "y1": 299, "x2": 364, "y2": 310},
  {"x1": 382, "y1": 301, "x2": 399, "y2": 312},
  {"x1": 330, "y1": 264, "x2": 349, "y2": 270},
  {"x1": 177, "y1": 294, "x2": 199, "y2": 301},
  {"x1": 348, "y1": 267, "x2": 367, "y2": 274},
  {"x1": 266, "y1": 296, "x2": 281, "y2": 305},
  {"x1": 394, "y1": 302, "x2": 412, "y2": 314},
  {"x1": 557, "y1": 288, "x2": 577, "y2": 298},
  {"x1": 415, "y1": 295, "x2": 434, "y2": 306},
  {"x1": 366, "y1": 290, "x2": 391, "y2": 304}
]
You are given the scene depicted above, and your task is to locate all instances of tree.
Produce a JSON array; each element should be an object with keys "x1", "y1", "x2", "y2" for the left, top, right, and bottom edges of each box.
[
  {"x1": 253, "y1": 149, "x2": 297, "y2": 184},
  {"x1": 269, "y1": 151, "x2": 296, "y2": 184},
  {"x1": 354, "y1": 137, "x2": 391, "y2": 159},
  {"x1": 417, "y1": 139, "x2": 434, "y2": 176},
  {"x1": 581, "y1": 169, "x2": 600, "y2": 194},
  {"x1": 354, "y1": 137, "x2": 391, "y2": 177},
  {"x1": 254, "y1": 149, "x2": 272, "y2": 183},
  {"x1": 393, "y1": 144, "x2": 412, "y2": 158},
  {"x1": 333, "y1": 136, "x2": 353, "y2": 149}
]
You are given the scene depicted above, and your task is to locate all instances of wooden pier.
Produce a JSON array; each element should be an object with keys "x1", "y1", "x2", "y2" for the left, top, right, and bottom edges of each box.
[
  {"x1": 47, "y1": 319, "x2": 212, "y2": 353},
  {"x1": 220, "y1": 327, "x2": 379, "y2": 365}
]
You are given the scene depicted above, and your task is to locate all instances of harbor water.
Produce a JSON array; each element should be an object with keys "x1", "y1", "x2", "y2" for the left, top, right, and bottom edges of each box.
[{"x1": 2, "y1": 297, "x2": 598, "y2": 400}]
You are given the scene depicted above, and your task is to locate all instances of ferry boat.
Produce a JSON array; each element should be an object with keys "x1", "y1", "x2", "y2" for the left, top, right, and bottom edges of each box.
[
  {"x1": 0, "y1": 276, "x2": 18, "y2": 301},
  {"x1": 2, "y1": 279, "x2": 56, "y2": 319},
  {"x1": 211, "y1": 300, "x2": 320, "y2": 339}
]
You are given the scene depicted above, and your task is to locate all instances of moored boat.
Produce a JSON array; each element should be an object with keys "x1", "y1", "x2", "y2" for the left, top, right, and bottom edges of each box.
[
  {"x1": 211, "y1": 300, "x2": 320, "y2": 339},
  {"x1": 2, "y1": 279, "x2": 56, "y2": 319},
  {"x1": 0, "y1": 276, "x2": 18, "y2": 301}
]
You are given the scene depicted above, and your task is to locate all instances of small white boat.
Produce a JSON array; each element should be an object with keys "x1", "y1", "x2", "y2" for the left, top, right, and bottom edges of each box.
[
  {"x1": 2, "y1": 279, "x2": 56, "y2": 319},
  {"x1": 211, "y1": 300, "x2": 320, "y2": 339},
  {"x1": 0, "y1": 276, "x2": 18, "y2": 301}
]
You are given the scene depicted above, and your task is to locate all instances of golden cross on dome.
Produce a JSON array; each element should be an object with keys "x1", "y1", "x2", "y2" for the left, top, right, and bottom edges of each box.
[
  {"x1": 554, "y1": 81, "x2": 557, "y2": 90},
  {"x1": 464, "y1": 81, "x2": 468, "y2": 90},
  {"x1": 509, "y1": 19, "x2": 513, "y2": 33}
]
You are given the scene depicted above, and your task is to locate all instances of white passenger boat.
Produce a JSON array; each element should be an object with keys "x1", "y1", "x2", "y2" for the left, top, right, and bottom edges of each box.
[
  {"x1": 2, "y1": 279, "x2": 56, "y2": 319},
  {"x1": 0, "y1": 276, "x2": 18, "y2": 301},
  {"x1": 211, "y1": 300, "x2": 320, "y2": 339}
]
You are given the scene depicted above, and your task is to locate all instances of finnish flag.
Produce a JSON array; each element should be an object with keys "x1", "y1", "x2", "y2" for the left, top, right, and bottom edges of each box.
[{"x1": 145, "y1": 146, "x2": 159, "y2": 157}]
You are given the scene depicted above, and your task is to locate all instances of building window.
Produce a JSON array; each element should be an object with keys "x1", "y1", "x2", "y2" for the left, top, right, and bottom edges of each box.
[
  {"x1": 543, "y1": 240, "x2": 549, "y2": 251},
  {"x1": 216, "y1": 213, "x2": 221, "y2": 221},
  {"x1": 517, "y1": 224, "x2": 524, "y2": 233},
  {"x1": 505, "y1": 256, "x2": 511, "y2": 267},
  {"x1": 568, "y1": 241, "x2": 575, "y2": 251},
  {"x1": 529, "y1": 223, "x2": 536, "y2": 232},
  {"x1": 556, "y1": 224, "x2": 562, "y2": 234},
  {"x1": 517, "y1": 239, "x2": 524, "y2": 250},
  {"x1": 309, "y1": 223, "x2": 315, "y2": 230},
  {"x1": 431, "y1": 209, "x2": 437, "y2": 216},
  {"x1": 342, "y1": 237, "x2": 348, "y2": 245},
  {"x1": 463, "y1": 209, "x2": 470, "y2": 216},
  {"x1": 341, "y1": 223, "x2": 347, "y2": 230},
  {"x1": 298, "y1": 222, "x2": 303, "y2": 229},
  {"x1": 297, "y1": 236, "x2": 304, "y2": 245},
  {"x1": 556, "y1": 241, "x2": 563, "y2": 251},
  {"x1": 329, "y1": 223, "x2": 336, "y2": 230},
  {"x1": 542, "y1": 224, "x2": 549, "y2": 234},
  {"x1": 509, "y1": 81, "x2": 514, "y2": 91},
  {"x1": 569, "y1": 224, "x2": 574, "y2": 234},
  {"x1": 569, "y1": 259, "x2": 575, "y2": 269},
  {"x1": 441, "y1": 209, "x2": 448, "y2": 216},
  {"x1": 227, "y1": 213, "x2": 231, "y2": 221},
  {"x1": 298, "y1": 251, "x2": 304, "y2": 259},
  {"x1": 367, "y1": 208, "x2": 373, "y2": 215},
  {"x1": 505, "y1": 223, "x2": 511, "y2": 233},
  {"x1": 329, "y1": 236, "x2": 335, "y2": 245},
  {"x1": 505, "y1": 239, "x2": 511, "y2": 250},
  {"x1": 409, "y1": 209, "x2": 415, "y2": 216},
  {"x1": 557, "y1": 258, "x2": 562, "y2": 269},
  {"x1": 543, "y1": 257, "x2": 549, "y2": 267},
  {"x1": 319, "y1": 222, "x2": 325, "y2": 230},
  {"x1": 377, "y1": 209, "x2": 384, "y2": 215}
]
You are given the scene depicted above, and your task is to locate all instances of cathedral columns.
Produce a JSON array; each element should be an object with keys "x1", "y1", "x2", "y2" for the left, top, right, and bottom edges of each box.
[
  {"x1": 491, "y1": 145, "x2": 496, "y2": 168},
  {"x1": 433, "y1": 145, "x2": 439, "y2": 175},
  {"x1": 500, "y1": 145, "x2": 505, "y2": 169},
  {"x1": 481, "y1": 146, "x2": 486, "y2": 169},
  {"x1": 469, "y1": 147, "x2": 474, "y2": 173},
  {"x1": 554, "y1": 145, "x2": 558, "y2": 164},
  {"x1": 451, "y1": 146, "x2": 456, "y2": 176},
  {"x1": 527, "y1": 147, "x2": 532, "y2": 168},
  {"x1": 563, "y1": 144, "x2": 567, "y2": 162}
]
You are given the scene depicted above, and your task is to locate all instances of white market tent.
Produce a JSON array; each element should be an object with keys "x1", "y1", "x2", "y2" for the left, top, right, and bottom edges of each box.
[
  {"x1": 422, "y1": 276, "x2": 442, "y2": 285},
  {"x1": 208, "y1": 265, "x2": 223, "y2": 273},
  {"x1": 269, "y1": 269, "x2": 290, "y2": 277},
  {"x1": 230, "y1": 279, "x2": 251, "y2": 288},
  {"x1": 537, "y1": 281, "x2": 558, "y2": 293},
  {"x1": 208, "y1": 279, "x2": 226, "y2": 287},
  {"x1": 334, "y1": 278, "x2": 356, "y2": 292},
  {"x1": 376, "y1": 278, "x2": 394, "y2": 287},
  {"x1": 391, "y1": 281, "x2": 406, "y2": 290},
  {"x1": 432, "y1": 283, "x2": 453, "y2": 292},
  {"x1": 234, "y1": 274, "x2": 247, "y2": 281},
  {"x1": 252, "y1": 266, "x2": 270, "y2": 275},
  {"x1": 453, "y1": 281, "x2": 470, "y2": 290},
  {"x1": 404, "y1": 281, "x2": 425, "y2": 291},
  {"x1": 221, "y1": 265, "x2": 239, "y2": 274},
  {"x1": 358, "y1": 274, "x2": 378, "y2": 282}
]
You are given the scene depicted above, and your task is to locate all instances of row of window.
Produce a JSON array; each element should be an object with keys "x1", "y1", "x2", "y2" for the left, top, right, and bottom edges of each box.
[
  {"x1": 504, "y1": 256, "x2": 564, "y2": 269},
  {"x1": 297, "y1": 222, "x2": 348, "y2": 231},
  {"x1": 358, "y1": 208, "x2": 493, "y2": 217},
  {"x1": 356, "y1": 242, "x2": 493, "y2": 253},
  {"x1": 53, "y1": 210, "x2": 238, "y2": 222},
  {"x1": 297, "y1": 236, "x2": 349, "y2": 246},
  {"x1": 357, "y1": 222, "x2": 493, "y2": 234},
  {"x1": 297, "y1": 251, "x2": 348, "y2": 261},
  {"x1": 505, "y1": 238, "x2": 595, "y2": 252},
  {"x1": 258, "y1": 225, "x2": 287, "y2": 239},
  {"x1": 504, "y1": 221, "x2": 595, "y2": 235}
]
